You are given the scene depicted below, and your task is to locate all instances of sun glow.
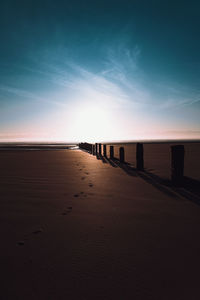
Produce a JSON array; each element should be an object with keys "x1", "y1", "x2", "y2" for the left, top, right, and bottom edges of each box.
[{"x1": 69, "y1": 103, "x2": 113, "y2": 142}]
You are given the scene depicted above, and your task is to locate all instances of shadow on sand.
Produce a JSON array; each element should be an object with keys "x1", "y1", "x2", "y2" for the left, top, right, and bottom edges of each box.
[
  {"x1": 96, "y1": 154, "x2": 118, "y2": 167},
  {"x1": 97, "y1": 154, "x2": 200, "y2": 205}
]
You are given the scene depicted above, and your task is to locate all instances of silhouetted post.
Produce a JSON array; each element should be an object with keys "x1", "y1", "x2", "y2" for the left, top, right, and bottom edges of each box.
[
  {"x1": 136, "y1": 143, "x2": 144, "y2": 170},
  {"x1": 110, "y1": 146, "x2": 114, "y2": 159},
  {"x1": 103, "y1": 145, "x2": 107, "y2": 157},
  {"x1": 171, "y1": 145, "x2": 184, "y2": 185},
  {"x1": 119, "y1": 147, "x2": 125, "y2": 163},
  {"x1": 95, "y1": 143, "x2": 98, "y2": 155},
  {"x1": 99, "y1": 143, "x2": 102, "y2": 156},
  {"x1": 92, "y1": 145, "x2": 95, "y2": 155}
]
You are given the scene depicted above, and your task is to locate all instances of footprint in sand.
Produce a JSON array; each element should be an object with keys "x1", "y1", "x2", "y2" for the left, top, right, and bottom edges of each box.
[
  {"x1": 18, "y1": 229, "x2": 43, "y2": 246},
  {"x1": 61, "y1": 212, "x2": 68, "y2": 215},
  {"x1": 17, "y1": 241, "x2": 25, "y2": 246},
  {"x1": 61, "y1": 207, "x2": 72, "y2": 215},
  {"x1": 73, "y1": 192, "x2": 87, "y2": 198},
  {"x1": 62, "y1": 206, "x2": 72, "y2": 216},
  {"x1": 32, "y1": 230, "x2": 42, "y2": 235},
  {"x1": 78, "y1": 191, "x2": 87, "y2": 197}
]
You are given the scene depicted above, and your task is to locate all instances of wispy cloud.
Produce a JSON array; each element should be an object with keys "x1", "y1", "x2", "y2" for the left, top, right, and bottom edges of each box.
[
  {"x1": 1, "y1": 40, "x2": 199, "y2": 135},
  {"x1": 0, "y1": 84, "x2": 67, "y2": 107},
  {"x1": 26, "y1": 44, "x2": 151, "y2": 110}
]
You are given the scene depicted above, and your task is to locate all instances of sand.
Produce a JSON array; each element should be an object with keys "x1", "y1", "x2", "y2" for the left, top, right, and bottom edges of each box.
[
  {"x1": 106, "y1": 142, "x2": 200, "y2": 181},
  {"x1": 0, "y1": 148, "x2": 200, "y2": 299}
]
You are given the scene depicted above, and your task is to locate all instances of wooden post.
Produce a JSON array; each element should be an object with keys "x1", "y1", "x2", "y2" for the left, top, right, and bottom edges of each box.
[
  {"x1": 119, "y1": 147, "x2": 125, "y2": 163},
  {"x1": 103, "y1": 145, "x2": 107, "y2": 157},
  {"x1": 92, "y1": 145, "x2": 95, "y2": 155},
  {"x1": 136, "y1": 143, "x2": 144, "y2": 170},
  {"x1": 95, "y1": 143, "x2": 98, "y2": 155},
  {"x1": 110, "y1": 146, "x2": 114, "y2": 159},
  {"x1": 89, "y1": 144, "x2": 92, "y2": 153},
  {"x1": 171, "y1": 145, "x2": 184, "y2": 185},
  {"x1": 99, "y1": 143, "x2": 102, "y2": 156}
]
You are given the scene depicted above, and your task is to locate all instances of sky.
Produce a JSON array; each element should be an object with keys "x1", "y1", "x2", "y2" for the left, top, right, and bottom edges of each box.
[{"x1": 0, "y1": 0, "x2": 200, "y2": 142}]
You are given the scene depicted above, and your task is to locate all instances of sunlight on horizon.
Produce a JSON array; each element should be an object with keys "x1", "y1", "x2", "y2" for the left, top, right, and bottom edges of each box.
[
  {"x1": 54, "y1": 100, "x2": 118, "y2": 143},
  {"x1": 0, "y1": 80, "x2": 200, "y2": 143}
]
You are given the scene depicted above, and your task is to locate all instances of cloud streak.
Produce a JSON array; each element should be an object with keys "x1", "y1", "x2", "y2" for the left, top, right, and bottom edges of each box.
[
  {"x1": 0, "y1": 84, "x2": 68, "y2": 107},
  {"x1": 0, "y1": 39, "x2": 200, "y2": 141},
  {"x1": 2, "y1": 41, "x2": 198, "y2": 112}
]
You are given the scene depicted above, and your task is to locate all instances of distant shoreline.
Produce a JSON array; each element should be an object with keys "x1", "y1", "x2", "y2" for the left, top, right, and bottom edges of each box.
[
  {"x1": 0, "y1": 144, "x2": 77, "y2": 151},
  {"x1": 104, "y1": 139, "x2": 200, "y2": 145},
  {"x1": 0, "y1": 140, "x2": 200, "y2": 152},
  {"x1": 0, "y1": 139, "x2": 200, "y2": 147}
]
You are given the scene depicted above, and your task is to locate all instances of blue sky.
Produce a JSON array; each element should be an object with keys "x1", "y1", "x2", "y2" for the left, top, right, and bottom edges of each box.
[{"x1": 0, "y1": 0, "x2": 200, "y2": 142}]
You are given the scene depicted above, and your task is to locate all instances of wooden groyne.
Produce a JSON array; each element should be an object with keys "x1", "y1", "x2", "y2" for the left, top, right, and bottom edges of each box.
[
  {"x1": 78, "y1": 142, "x2": 93, "y2": 153},
  {"x1": 79, "y1": 142, "x2": 185, "y2": 185}
]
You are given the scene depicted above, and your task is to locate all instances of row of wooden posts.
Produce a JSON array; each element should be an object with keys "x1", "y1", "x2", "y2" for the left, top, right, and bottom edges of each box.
[{"x1": 79, "y1": 142, "x2": 185, "y2": 185}]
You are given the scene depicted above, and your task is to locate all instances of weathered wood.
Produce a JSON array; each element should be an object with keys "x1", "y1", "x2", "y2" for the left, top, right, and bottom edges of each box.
[
  {"x1": 171, "y1": 145, "x2": 184, "y2": 185},
  {"x1": 92, "y1": 145, "x2": 95, "y2": 155},
  {"x1": 103, "y1": 145, "x2": 107, "y2": 157},
  {"x1": 119, "y1": 147, "x2": 125, "y2": 163},
  {"x1": 95, "y1": 143, "x2": 98, "y2": 155},
  {"x1": 110, "y1": 146, "x2": 114, "y2": 159},
  {"x1": 99, "y1": 143, "x2": 102, "y2": 156},
  {"x1": 79, "y1": 142, "x2": 92, "y2": 153},
  {"x1": 136, "y1": 143, "x2": 144, "y2": 170}
]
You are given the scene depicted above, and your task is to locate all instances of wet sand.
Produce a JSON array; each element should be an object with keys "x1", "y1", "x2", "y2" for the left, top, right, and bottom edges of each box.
[{"x1": 0, "y1": 149, "x2": 200, "y2": 299}]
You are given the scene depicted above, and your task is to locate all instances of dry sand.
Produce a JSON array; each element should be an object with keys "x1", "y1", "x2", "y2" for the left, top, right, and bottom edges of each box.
[
  {"x1": 0, "y1": 148, "x2": 200, "y2": 299},
  {"x1": 106, "y1": 142, "x2": 200, "y2": 181}
]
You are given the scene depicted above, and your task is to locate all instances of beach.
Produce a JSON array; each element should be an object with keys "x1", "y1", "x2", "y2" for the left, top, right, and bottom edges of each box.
[
  {"x1": 1, "y1": 147, "x2": 200, "y2": 299},
  {"x1": 106, "y1": 141, "x2": 200, "y2": 181}
]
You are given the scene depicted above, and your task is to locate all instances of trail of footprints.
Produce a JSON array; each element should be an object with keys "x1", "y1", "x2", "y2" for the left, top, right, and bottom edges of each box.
[
  {"x1": 61, "y1": 163, "x2": 94, "y2": 217},
  {"x1": 77, "y1": 162, "x2": 94, "y2": 189},
  {"x1": 17, "y1": 163, "x2": 94, "y2": 246},
  {"x1": 17, "y1": 228, "x2": 43, "y2": 246}
]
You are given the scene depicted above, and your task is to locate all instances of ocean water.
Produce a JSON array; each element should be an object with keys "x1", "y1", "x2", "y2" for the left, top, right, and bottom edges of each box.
[{"x1": 0, "y1": 143, "x2": 78, "y2": 151}]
